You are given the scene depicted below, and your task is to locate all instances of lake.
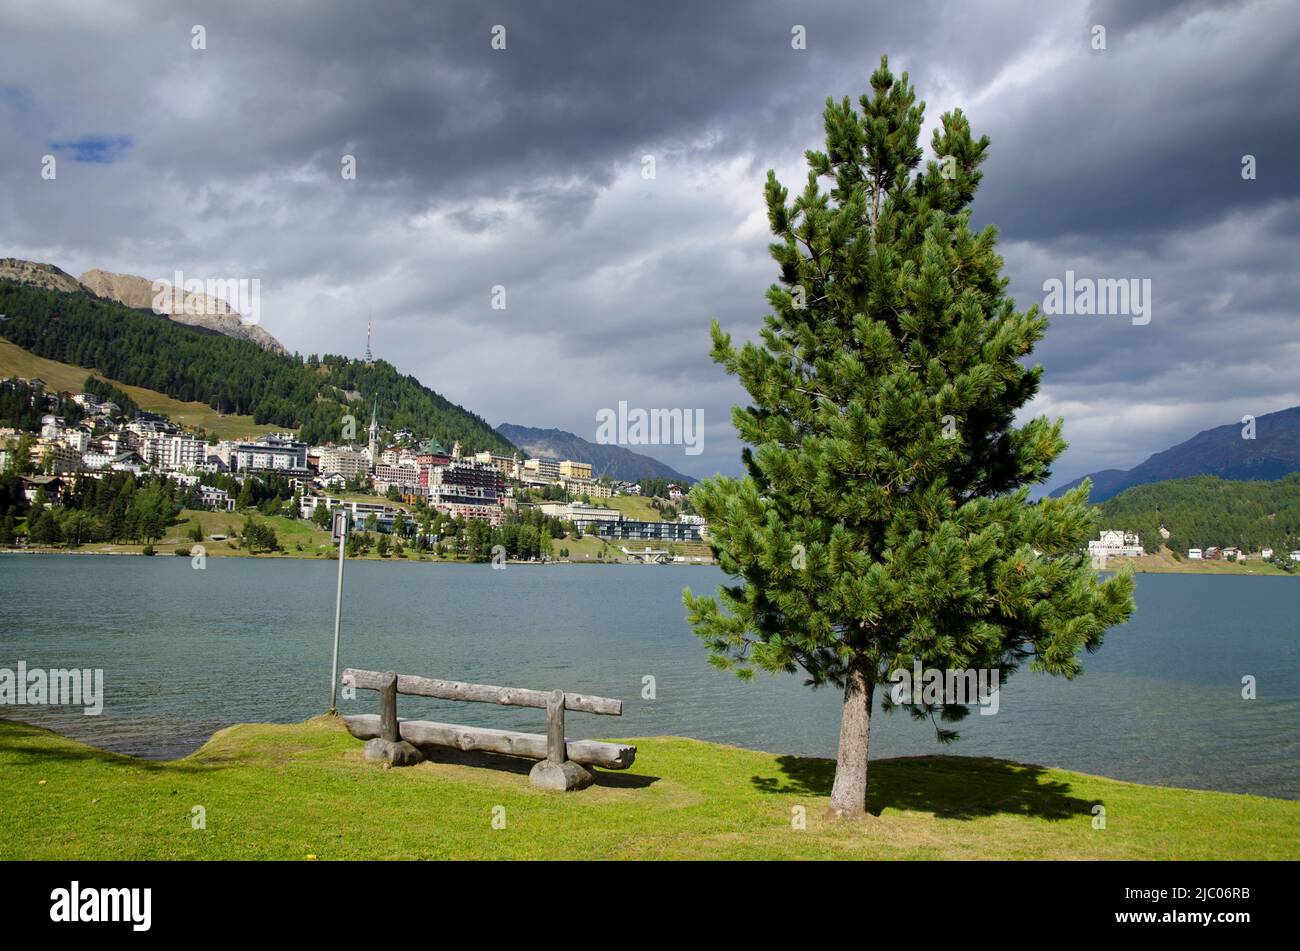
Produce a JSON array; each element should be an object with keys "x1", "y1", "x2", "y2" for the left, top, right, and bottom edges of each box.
[{"x1": 2, "y1": 554, "x2": 1297, "y2": 799}]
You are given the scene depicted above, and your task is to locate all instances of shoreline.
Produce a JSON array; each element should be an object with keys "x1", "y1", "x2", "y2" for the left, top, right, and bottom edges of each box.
[
  {"x1": 6, "y1": 547, "x2": 1289, "y2": 573},
  {"x1": 3, "y1": 712, "x2": 1294, "y2": 805},
  {"x1": 0, "y1": 547, "x2": 718, "y2": 566}
]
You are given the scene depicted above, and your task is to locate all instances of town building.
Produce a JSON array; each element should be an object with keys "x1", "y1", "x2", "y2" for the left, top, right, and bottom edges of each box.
[
  {"x1": 32, "y1": 439, "x2": 83, "y2": 474},
  {"x1": 535, "y1": 502, "x2": 621, "y2": 524},
  {"x1": 558, "y1": 459, "x2": 592, "y2": 480},
  {"x1": 561, "y1": 477, "x2": 612, "y2": 499},
  {"x1": 473, "y1": 451, "x2": 523, "y2": 479},
  {"x1": 299, "y1": 495, "x2": 406, "y2": 533},
  {"x1": 198, "y1": 484, "x2": 235, "y2": 512},
  {"x1": 1087, "y1": 530, "x2": 1143, "y2": 559},
  {"x1": 373, "y1": 463, "x2": 421, "y2": 495},
  {"x1": 62, "y1": 429, "x2": 90, "y2": 454},
  {"x1": 149, "y1": 434, "x2": 207, "y2": 471},
  {"x1": 233, "y1": 433, "x2": 309, "y2": 473},
  {"x1": 318, "y1": 445, "x2": 370, "y2": 480},
  {"x1": 591, "y1": 519, "x2": 704, "y2": 543},
  {"x1": 20, "y1": 474, "x2": 64, "y2": 504},
  {"x1": 523, "y1": 457, "x2": 562, "y2": 481},
  {"x1": 427, "y1": 458, "x2": 506, "y2": 524}
]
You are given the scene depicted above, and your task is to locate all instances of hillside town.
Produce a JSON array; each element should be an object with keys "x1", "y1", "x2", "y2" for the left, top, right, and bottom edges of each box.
[{"x1": 0, "y1": 374, "x2": 707, "y2": 562}]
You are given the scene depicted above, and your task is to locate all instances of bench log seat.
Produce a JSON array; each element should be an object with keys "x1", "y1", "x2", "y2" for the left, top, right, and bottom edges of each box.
[{"x1": 342, "y1": 713, "x2": 637, "y2": 770}]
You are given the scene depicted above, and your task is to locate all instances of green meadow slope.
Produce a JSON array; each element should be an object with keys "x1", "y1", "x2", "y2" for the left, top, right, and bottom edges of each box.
[{"x1": 2, "y1": 717, "x2": 1294, "y2": 860}]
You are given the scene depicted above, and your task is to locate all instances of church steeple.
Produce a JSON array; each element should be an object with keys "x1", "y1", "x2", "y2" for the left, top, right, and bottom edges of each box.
[{"x1": 368, "y1": 399, "x2": 380, "y2": 462}]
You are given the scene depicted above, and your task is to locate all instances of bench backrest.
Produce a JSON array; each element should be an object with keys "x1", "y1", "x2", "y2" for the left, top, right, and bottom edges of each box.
[{"x1": 342, "y1": 667, "x2": 622, "y2": 716}]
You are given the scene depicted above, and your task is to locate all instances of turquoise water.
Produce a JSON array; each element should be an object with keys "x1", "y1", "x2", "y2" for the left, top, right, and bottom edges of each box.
[{"x1": 1, "y1": 554, "x2": 1297, "y2": 799}]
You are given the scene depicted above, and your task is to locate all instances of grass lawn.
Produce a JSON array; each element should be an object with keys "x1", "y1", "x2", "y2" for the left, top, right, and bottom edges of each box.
[
  {"x1": 0, "y1": 337, "x2": 280, "y2": 441},
  {"x1": 50, "y1": 509, "x2": 435, "y2": 561},
  {"x1": 552, "y1": 532, "x2": 618, "y2": 561},
  {"x1": 593, "y1": 495, "x2": 663, "y2": 521},
  {"x1": 2, "y1": 715, "x2": 1294, "y2": 860}
]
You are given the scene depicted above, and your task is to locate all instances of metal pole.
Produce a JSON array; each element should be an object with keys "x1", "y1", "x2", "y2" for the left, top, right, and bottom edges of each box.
[{"x1": 329, "y1": 510, "x2": 349, "y2": 713}]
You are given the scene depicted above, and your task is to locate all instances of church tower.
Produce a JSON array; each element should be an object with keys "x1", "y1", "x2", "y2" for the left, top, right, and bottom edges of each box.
[{"x1": 368, "y1": 400, "x2": 380, "y2": 463}]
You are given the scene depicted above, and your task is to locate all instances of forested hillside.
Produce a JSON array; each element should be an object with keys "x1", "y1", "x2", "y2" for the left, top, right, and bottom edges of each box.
[
  {"x1": 0, "y1": 281, "x2": 515, "y2": 452},
  {"x1": 1097, "y1": 474, "x2": 1300, "y2": 554}
]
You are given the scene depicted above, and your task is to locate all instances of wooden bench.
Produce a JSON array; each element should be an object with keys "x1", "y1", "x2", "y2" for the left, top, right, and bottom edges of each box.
[{"x1": 340, "y1": 667, "x2": 636, "y2": 790}]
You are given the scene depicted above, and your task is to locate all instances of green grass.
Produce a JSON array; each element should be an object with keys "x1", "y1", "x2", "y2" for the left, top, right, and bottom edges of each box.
[
  {"x1": 0, "y1": 337, "x2": 280, "y2": 441},
  {"x1": 592, "y1": 495, "x2": 663, "y2": 521},
  {"x1": 61, "y1": 509, "x2": 425, "y2": 561},
  {"x1": 552, "y1": 533, "x2": 617, "y2": 561},
  {"x1": 2, "y1": 716, "x2": 1294, "y2": 860}
]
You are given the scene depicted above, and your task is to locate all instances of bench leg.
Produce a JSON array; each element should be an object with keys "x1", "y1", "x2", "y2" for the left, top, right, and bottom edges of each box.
[
  {"x1": 364, "y1": 670, "x2": 424, "y2": 767},
  {"x1": 529, "y1": 689, "x2": 593, "y2": 791}
]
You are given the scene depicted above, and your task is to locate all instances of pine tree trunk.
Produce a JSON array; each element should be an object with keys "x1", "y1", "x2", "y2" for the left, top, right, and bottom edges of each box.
[{"x1": 827, "y1": 667, "x2": 873, "y2": 819}]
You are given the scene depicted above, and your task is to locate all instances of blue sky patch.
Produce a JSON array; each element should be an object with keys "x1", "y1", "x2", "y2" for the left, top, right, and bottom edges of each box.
[{"x1": 49, "y1": 134, "x2": 134, "y2": 164}]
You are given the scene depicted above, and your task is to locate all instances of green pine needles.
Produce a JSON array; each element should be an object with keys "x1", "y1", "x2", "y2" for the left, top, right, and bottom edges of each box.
[{"x1": 683, "y1": 56, "x2": 1135, "y2": 817}]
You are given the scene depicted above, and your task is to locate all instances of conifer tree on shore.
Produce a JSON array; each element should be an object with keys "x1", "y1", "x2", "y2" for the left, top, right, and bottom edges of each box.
[{"x1": 685, "y1": 57, "x2": 1135, "y2": 818}]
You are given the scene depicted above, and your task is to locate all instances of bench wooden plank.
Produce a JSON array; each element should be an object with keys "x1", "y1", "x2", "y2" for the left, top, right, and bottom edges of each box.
[
  {"x1": 343, "y1": 714, "x2": 637, "y2": 770},
  {"x1": 342, "y1": 668, "x2": 622, "y2": 716}
]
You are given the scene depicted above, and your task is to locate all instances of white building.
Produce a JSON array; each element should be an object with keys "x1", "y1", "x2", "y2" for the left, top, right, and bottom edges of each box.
[
  {"x1": 198, "y1": 484, "x2": 234, "y2": 512},
  {"x1": 1187, "y1": 548, "x2": 1203, "y2": 560},
  {"x1": 1262, "y1": 548, "x2": 1274, "y2": 560},
  {"x1": 150, "y1": 435, "x2": 207, "y2": 471},
  {"x1": 233, "y1": 434, "x2": 308, "y2": 472},
  {"x1": 318, "y1": 445, "x2": 371, "y2": 480},
  {"x1": 523, "y1": 457, "x2": 562, "y2": 481},
  {"x1": 40, "y1": 415, "x2": 64, "y2": 440},
  {"x1": 537, "y1": 501, "x2": 621, "y2": 525},
  {"x1": 373, "y1": 463, "x2": 421, "y2": 495},
  {"x1": 1088, "y1": 530, "x2": 1143, "y2": 559}
]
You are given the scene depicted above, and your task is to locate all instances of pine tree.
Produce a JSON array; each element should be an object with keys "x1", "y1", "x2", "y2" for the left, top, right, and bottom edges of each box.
[{"x1": 684, "y1": 57, "x2": 1136, "y2": 818}]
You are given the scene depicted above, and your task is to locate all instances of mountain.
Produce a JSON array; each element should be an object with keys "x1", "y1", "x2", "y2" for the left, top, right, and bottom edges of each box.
[
  {"x1": 0, "y1": 279, "x2": 516, "y2": 453},
  {"x1": 1050, "y1": 405, "x2": 1300, "y2": 502},
  {"x1": 78, "y1": 268, "x2": 287, "y2": 355},
  {"x1": 0, "y1": 258, "x2": 85, "y2": 294},
  {"x1": 497, "y1": 423, "x2": 695, "y2": 484},
  {"x1": 0, "y1": 258, "x2": 287, "y2": 354}
]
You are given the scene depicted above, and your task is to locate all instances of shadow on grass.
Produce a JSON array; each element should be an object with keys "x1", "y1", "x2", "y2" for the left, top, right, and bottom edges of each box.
[
  {"x1": 752, "y1": 754, "x2": 1095, "y2": 820},
  {"x1": 416, "y1": 744, "x2": 660, "y2": 788}
]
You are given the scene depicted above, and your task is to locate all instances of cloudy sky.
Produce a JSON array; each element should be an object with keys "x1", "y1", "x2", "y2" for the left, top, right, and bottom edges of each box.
[{"x1": 2, "y1": 0, "x2": 1297, "y2": 486}]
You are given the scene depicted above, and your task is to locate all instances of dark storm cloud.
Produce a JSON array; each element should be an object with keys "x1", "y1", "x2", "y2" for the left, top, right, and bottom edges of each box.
[{"x1": 0, "y1": 0, "x2": 1297, "y2": 483}]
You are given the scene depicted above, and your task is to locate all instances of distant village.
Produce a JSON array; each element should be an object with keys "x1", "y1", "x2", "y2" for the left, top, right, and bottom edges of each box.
[
  {"x1": 1087, "y1": 529, "x2": 1300, "y2": 567},
  {"x1": 0, "y1": 374, "x2": 708, "y2": 562}
]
